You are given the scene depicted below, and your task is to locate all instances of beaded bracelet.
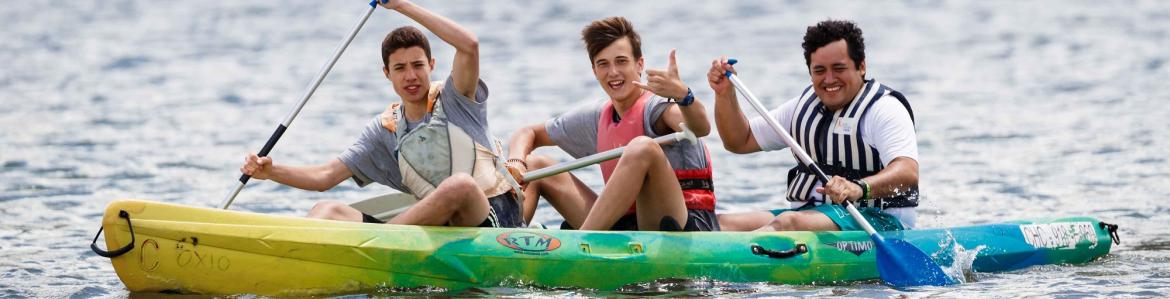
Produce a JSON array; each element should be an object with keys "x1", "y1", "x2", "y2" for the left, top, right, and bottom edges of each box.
[{"x1": 506, "y1": 158, "x2": 528, "y2": 169}]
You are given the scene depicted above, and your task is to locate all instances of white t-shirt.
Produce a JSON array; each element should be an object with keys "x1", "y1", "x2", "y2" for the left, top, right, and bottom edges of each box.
[{"x1": 747, "y1": 94, "x2": 920, "y2": 228}]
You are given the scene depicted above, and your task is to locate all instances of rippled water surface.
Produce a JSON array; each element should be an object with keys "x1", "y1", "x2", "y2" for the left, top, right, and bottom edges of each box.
[{"x1": 2, "y1": 0, "x2": 1169, "y2": 297}]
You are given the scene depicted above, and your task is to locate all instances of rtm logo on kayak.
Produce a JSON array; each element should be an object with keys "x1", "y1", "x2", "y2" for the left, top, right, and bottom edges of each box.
[
  {"x1": 497, "y1": 232, "x2": 561, "y2": 254},
  {"x1": 825, "y1": 241, "x2": 873, "y2": 256}
]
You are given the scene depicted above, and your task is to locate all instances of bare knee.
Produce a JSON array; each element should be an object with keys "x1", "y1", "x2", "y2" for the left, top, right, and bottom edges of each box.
[
  {"x1": 440, "y1": 173, "x2": 480, "y2": 196},
  {"x1": 424, "y1": 173, "x2": 482, "y2": 214},
  {"x1": 769, "y1": 213, "x2": 801, "y2": 231},
  {"x1": 625, "y1": 136, "x2": 664, "y2": 160},
  {"x1": 525, "y1": 154, "x2": 556, "y2": 169}
]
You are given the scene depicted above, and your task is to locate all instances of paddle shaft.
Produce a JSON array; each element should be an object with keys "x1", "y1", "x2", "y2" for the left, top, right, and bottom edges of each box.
[
  {"x1": 521, "y1": 127, "x2": 696, "y2": 182},
  {"x1": 724, "y1": 68, "x2": 879, "y2": 235},
  {"x1": 220, "y1": 6, "x2": 377, "y2": 210}
]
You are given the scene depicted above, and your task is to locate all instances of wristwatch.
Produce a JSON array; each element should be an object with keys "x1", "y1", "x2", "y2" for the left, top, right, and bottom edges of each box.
[
  {"x1": 850, "y1": 178, "x2": 870, "y2": 200},
  {"x1": 676, "y1": 88, "x2": 695, "y2": 107}
]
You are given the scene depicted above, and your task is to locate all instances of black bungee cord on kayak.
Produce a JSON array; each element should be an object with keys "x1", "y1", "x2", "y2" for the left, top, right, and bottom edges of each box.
[
  {"x1": 90, "y1": 210, "x2": 135, "y2": 258},
  {"x1": 1099, "y1": 222, "x2": 1121, "y2": 245}
]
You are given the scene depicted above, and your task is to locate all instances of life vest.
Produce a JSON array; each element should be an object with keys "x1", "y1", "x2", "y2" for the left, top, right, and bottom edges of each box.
[
  {"x1": 786, "y1": 79, "x2": 917, "y2": 209},
  {"x1": 596, "y1": 91, "x2": 716, "y2": 213},
  {"x1": 379, "y1": 82, "x2": 522, "y2": 203}
]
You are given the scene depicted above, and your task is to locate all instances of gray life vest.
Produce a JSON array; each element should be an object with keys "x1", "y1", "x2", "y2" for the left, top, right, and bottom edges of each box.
[
  {"x1": 383, "y1": 82, "x2": 523, "y2": 203},
  {"x1": 786, "y1": 79, "x2": 918, "y2": 209}
]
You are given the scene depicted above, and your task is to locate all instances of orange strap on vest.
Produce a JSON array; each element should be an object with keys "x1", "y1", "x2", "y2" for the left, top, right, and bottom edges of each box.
[{"x1": 380, "y1": 82, "x2": 442, "y2": 133}]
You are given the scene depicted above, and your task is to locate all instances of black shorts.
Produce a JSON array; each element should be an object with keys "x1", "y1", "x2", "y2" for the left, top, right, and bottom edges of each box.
[
  {"x1": 361, "y1": 193, "x2": 524, "y2": 228},
  {"x1": 477, "y1": 193, "x2": 524, "y2": 228},
  {"x1": 560, "y1": 209, "x2": 721, "y2": 232}
]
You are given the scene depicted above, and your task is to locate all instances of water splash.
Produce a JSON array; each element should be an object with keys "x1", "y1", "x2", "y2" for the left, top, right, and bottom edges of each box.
[{"x1": 934, "y1": 229, "x2": 986, "y2": 284}]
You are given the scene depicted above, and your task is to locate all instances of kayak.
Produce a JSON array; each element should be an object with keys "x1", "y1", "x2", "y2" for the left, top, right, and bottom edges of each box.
[{"x1": 93, "y1": 199, "x2": 1118, "y2": 296}]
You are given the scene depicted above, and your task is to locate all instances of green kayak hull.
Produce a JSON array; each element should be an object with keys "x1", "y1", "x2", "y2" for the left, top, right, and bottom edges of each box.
[{"x1": 96, "y1": 199, "x2": 1116, "y2": 296}]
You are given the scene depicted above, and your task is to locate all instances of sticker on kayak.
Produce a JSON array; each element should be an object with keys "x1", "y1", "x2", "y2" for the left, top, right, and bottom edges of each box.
[
  {"x1": 825, "y1": 241, "x2": 873, "y2": 256},
  {"x1": 1019, "y1": 222, "x2": 1098, "y2": 249},
  {"x1": 497, "y1": 231, "x2": 561, "y2": 254}
]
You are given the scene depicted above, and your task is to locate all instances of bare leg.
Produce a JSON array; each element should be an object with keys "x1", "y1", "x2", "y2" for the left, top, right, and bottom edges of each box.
[
  {"x1": 307, "y1": 200, "x2": 366, "y2": 222},
  {"x1": 717, "y1": 211, "x2": 776, "y2": 231},
  {"x1": 754, "y1": 210, "x2": 841, "y2": 232},
  {"x1": 521, "y1": 155, "x2": 596, "y2": 228},
  {"x1": 580, "y1": 137, "x2": 688, "y2": 231},
  {"x1": 387, "y1": 173, "x2": 491, "y2": 227}
]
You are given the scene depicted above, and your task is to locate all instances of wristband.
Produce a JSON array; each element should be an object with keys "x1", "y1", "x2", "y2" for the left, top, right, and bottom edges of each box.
[
  {"x1": 676, "y1": 88, "x2": 695, "y2": 107},
  {"x1": 851, "y1": 179, "x2": 870, "y2": 200}
]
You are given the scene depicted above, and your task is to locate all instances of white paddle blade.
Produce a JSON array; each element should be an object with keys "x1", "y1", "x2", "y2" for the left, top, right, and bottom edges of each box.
[{"x1": 349, "y1": 193, "x2": 418, "y2": 222}]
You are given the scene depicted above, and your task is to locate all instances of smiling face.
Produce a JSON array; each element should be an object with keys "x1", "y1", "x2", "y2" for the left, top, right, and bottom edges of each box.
[
  {"x1": 808, "y1": 39, "x2": 867, "y2": 112},
  {"x1": 383, "y1": 46, "x2": 435, "y2": 104},
  {"x1": 591, "y1": 37, "x2": 645, "y2": 103}
]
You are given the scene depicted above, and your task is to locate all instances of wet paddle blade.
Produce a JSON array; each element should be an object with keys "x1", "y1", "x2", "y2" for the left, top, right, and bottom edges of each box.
[{"x1": 872, "y1": 235, "x2": 958, "y2": 287}]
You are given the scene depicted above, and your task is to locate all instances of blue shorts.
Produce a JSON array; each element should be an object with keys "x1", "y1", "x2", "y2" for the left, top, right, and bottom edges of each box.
[{"x1": 769, "y1": 203, "x2": 905, "y2": 231}]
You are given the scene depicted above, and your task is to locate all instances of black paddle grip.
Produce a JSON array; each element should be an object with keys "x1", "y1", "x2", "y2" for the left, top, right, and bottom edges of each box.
[{"x1": 239, "y1": 124, "x2": 288, "y2": 184}]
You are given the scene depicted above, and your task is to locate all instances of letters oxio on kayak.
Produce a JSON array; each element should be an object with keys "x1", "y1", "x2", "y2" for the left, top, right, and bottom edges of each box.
[{"x1": 93, "y1": 199, "x2": 1117, "y2": 296}]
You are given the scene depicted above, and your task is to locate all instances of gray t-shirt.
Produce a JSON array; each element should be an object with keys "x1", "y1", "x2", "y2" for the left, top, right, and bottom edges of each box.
[
  {"x1": 338, "y1": 76, "x2": 492, "y2": 192},
  {"x1": 544, "y1": 96, "x2": 709, "y2": 170}
]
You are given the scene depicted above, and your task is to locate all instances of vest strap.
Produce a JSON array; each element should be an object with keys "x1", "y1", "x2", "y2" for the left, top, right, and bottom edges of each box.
[{"x1": 678, "y1": 178, "x2": 713, "y2": 191}]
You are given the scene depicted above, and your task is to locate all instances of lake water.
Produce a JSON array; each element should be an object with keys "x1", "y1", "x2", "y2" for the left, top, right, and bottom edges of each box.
[{"x1": 2, "y1": 0, "x2": 1168, "y2": 297}]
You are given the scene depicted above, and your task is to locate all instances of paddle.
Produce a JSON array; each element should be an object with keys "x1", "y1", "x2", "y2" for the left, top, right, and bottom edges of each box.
[
  {"x1": 348, "y1": 192, "x2": 418, "y2": 221},
  {"x1": 220, "y1": 3, "x2": 380, "y2": 210},
  {"x1": 350, "y1": 123, "x2": 700, "y2": 220},
  {"x1": 723, "y1": 59, "x2": 956, "y2": 287}
]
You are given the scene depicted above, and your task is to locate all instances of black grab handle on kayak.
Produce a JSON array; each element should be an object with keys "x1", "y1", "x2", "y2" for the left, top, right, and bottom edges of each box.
[
  {"x1": 752, "y1": 244, "x2": 808, "y2": 259},
  {"x1": 1099, "y1": 221, "x2": 1120, "y2": 245},
  {"x1": 91, "y1": 210, "x2": 135, "y2": 258}
]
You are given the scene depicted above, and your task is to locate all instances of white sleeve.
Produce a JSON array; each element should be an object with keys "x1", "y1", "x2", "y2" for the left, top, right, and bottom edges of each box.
[
  {"x1": 863, "y1": 98, "x2": 918, "y2": 166},
  {"x1": 748, "y1": 97, "x2": 801, "y2": 152}
]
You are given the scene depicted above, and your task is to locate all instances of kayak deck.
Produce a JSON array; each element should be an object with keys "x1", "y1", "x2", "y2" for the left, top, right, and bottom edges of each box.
[{"x1": 96, "y1": 199, "x2": 1115, "y2": 296}]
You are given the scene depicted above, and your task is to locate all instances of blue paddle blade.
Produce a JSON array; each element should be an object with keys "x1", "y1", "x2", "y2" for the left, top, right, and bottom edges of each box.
[{"x1": 872, "y1": 234, "x2": 959, "y2": 287}]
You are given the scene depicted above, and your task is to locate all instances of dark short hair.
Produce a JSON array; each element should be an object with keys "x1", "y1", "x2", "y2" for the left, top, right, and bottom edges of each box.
[
  {"x1": 581, "y1": 16, "x2": 642, "y2": 63},
  {"x1": 381, "y1": 26, "x2": 432, "y2": 69},
  {"x1": 802, "y1": 20, "x2": 865, "y2": 70}
]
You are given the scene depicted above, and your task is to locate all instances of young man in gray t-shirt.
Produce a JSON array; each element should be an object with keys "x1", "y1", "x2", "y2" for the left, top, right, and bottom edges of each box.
[{"x1": 239, "y1": 0, "x2": 521, "y2": 228}]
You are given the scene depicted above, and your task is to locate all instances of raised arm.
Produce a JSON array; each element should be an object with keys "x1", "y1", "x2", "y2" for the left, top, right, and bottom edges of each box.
[
  {"x1": 707, "y1": 56, "x2": 761, "y2": 154},
  {"x1": 240, "y1": 155, "x2": 352, "y2": 192},
  {"x1": 635, "y1": 49, "x2": 711, "y2": 137},
  {"x1": 381, "y1": 0, "x2": 479, "y2": 99}
]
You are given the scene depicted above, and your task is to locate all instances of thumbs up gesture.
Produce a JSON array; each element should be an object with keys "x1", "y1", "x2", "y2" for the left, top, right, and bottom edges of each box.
[{"x1": 633, "y1": 49, "x2": 690, "y2": 101}]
